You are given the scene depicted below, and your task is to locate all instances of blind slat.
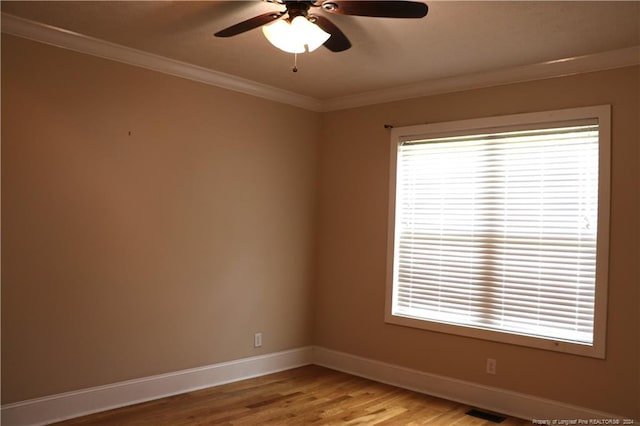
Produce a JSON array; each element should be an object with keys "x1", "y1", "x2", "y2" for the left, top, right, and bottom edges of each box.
[{"x1": 392, "y1": 124, "x2": 599, "y2": 345}]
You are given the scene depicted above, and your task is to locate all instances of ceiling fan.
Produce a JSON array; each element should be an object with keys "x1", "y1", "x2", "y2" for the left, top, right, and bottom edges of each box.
[{"x1": 214, "y1": 1, "x2": 429, "y2": 54}]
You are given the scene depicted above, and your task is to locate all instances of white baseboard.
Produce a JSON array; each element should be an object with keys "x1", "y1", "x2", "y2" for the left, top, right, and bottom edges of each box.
[
  {"x1": 1, "y1": 347, "x2": 313, "y2": 426},
  {"x1": 313, "y1": 346, "x2": 625, "y2": 421},
  {"x1": 3, "y1": 346, "x2": 629, "y2": 425}
]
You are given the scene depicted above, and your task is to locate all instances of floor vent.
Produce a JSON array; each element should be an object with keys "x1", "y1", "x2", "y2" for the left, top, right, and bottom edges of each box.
[{"x1": 465, "y1": 408, "x2": 506, "y2": 423}]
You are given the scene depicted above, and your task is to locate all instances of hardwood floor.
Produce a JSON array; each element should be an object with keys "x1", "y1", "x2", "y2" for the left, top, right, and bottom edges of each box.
[{"x1": 53, "y1": 365, "x2": 528, "y2": 425}]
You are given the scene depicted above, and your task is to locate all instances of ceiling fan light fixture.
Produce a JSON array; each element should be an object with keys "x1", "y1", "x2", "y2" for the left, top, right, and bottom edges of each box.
[
  {"x1": 262, "y1": 20, "x2": 302, "y2": 53},
  {"x1": 262, "y1": 16, "x2": 330, "y2": 54},
  {"x1": 292, "y1": 16, "x2": 331, "y2": 52}
]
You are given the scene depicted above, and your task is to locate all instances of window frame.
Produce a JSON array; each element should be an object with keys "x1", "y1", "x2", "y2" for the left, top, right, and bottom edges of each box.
[{"x1": 385, "y1": 105, "x2": 611, "y2": 358}]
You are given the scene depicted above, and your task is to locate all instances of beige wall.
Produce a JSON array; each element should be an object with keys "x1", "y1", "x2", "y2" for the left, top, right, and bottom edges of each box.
[
  {"x1": 2, "y1": 33, "x2": 639, "y2": 418},
  {"x1": 1, "y1": 35, "x2": 319, "y2": 403},
  {"x1": 315, "y1": 66, "x2": 639, "y2": 418}
]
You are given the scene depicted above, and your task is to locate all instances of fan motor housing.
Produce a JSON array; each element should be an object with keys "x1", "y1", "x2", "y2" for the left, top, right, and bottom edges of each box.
[{"x1": 285, "y1": 1, "x2": 312, "y2": 19}]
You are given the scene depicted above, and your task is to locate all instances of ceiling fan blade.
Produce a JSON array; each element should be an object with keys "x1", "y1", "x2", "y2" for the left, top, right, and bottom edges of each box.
[
  {"x1": 214, "y1": 11, "x2": 284, "y2": 37},
  {"x1": 312, "y1": 16, "x2": 351, "y2": 52},
  {"x1": 321, "y1": 1, "x2": 428, "y2": 18}
]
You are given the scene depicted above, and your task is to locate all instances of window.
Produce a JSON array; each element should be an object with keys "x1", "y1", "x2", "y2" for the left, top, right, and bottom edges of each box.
[{"x1": 385, "y1": 106, "x2": 610, "y2": 358}]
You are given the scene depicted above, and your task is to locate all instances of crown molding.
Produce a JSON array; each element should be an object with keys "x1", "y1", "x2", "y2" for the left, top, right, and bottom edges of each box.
[
  {"x1": 323, "y1": 45, "x2": 640, "y2": 111},
  {"x1": 0, "y1": 13, "x2": 324, "y2": 112},
  {"x1": 2, "y1": 12, "x2": 638, "y2": 113}
]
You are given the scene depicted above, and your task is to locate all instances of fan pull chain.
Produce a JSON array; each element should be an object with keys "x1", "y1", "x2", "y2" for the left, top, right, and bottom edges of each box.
[{"x1": 292, "y1": 53, "x2": 298, "y2": 73}]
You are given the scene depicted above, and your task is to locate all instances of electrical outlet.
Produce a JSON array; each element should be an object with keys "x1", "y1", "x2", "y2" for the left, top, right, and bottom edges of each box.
[
  {"x1": 254, "y1": 332, "x2": 262, "y2": 348},
  {"x1": 486, "y1": 358, "x2": 497, "y2": 375}
]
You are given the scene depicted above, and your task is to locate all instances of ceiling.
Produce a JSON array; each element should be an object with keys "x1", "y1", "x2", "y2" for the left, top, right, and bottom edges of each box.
[{"x1": 2, "y1": 1, "x2": 639, "y2": 103}]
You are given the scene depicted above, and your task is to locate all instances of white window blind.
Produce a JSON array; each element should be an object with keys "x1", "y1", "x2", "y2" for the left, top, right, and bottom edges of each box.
[{"x1": 390, "y1": 118, "x2": 605, "y2": 352}]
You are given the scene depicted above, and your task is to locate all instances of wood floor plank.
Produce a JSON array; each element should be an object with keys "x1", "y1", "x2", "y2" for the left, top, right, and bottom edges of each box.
[{"x1": 53, "y1": 365, "x2": 528, "y2": 425}]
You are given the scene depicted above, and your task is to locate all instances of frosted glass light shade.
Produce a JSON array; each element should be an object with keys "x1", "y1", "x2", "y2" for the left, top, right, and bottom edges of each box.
[{"x1": 262, "y1": 16, "x2": 330, "y2": 53}]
